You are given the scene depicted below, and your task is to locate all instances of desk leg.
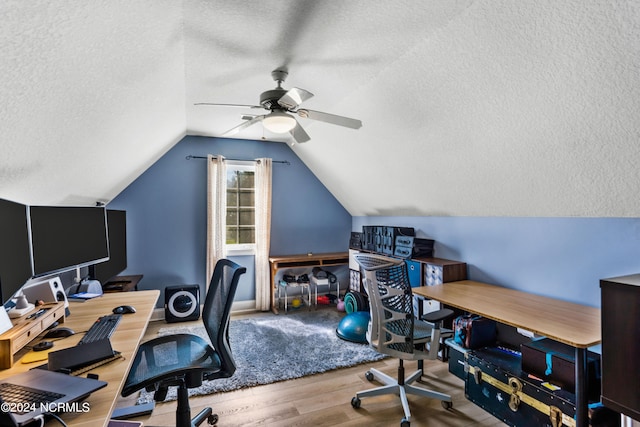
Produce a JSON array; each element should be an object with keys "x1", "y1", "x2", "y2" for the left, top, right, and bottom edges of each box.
[
  {"x1": 575, "y1": 347, "x2": 588, "y2": 427},
  {"x1": 270, "y1": 263, "x2": 279, "y2": 315}
]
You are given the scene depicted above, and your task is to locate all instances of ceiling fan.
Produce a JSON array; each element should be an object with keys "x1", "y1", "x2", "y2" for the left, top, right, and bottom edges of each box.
[{"x1": 195, "y1": 69, "x2": 362, "y2": 143}]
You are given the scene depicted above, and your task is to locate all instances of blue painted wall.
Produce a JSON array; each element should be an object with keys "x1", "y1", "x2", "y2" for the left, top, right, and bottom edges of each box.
[
  {"x1": 105, "y1": 134, "x2": 640, "y2": 313},
  {"x1": 107, "y1": 136, "x2": 351, "y2": 306},
  {"x1": 354, "y1": 216, "x2": 640, "y2": 308}
]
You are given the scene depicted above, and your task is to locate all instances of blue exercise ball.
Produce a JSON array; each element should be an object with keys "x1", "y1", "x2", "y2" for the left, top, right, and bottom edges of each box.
[{"x1": 336, "y1": 311, "x2": 370, "y2": 344}]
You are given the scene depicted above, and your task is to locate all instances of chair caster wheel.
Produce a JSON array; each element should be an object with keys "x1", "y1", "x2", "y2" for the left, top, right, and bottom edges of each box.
[
  {"x1": 441, "y1": 400, "x2": 453, "y2": 410},
  {"x1": 351, "y1": 397, "x2": 361, "y2": 408},
  {"x1": 365, "y1": 371, "x2": 374, "y2": 381},
  {"x1": 207, "y1": 413, "x2": 218, "y2": 425},
  {"x1": 401, "y1": 418, "x2": 410, "y2": 427}
]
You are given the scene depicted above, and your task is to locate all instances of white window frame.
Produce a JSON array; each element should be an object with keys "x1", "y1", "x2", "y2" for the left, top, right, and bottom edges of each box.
[{"x1": 225, "y1": 161, "x2": 256, "y2": 255}]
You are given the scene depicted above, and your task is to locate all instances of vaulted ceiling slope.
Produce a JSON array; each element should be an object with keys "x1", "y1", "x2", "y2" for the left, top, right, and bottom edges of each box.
[{"x1": 1, "y1": 1, "x2": 639, "y2": 216}]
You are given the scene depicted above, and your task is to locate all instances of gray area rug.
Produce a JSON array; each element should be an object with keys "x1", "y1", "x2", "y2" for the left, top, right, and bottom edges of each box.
[{"x1": 138, "y1": 308, "x2": 383, "y2": 402}]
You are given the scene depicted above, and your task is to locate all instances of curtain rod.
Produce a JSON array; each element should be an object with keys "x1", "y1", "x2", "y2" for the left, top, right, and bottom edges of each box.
[{"x1": 185, "y1": 155, "x2": 290, "y2": 165}]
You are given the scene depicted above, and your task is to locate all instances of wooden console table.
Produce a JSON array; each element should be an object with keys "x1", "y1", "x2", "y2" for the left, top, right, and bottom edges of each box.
[
  {"x1": 0, "y1": 302, "x2": 65, "y2": 368},
  {"x1": 269, "y1": 252, "x2": 349, "y2": 314},
  {"x1": 413, "y1": 280, "x2": 600, "y2": 427}
]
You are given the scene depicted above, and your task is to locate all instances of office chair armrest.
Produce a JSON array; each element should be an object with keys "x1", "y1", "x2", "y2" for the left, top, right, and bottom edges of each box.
[{"x1": 421, "y1": 308, "x2": 454, "y2": 325}]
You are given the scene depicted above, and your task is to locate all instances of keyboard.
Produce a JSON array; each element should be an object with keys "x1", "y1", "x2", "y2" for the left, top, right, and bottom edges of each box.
[
  {"x1": 78, "y1": 314, "x2": 122, "y2": 345},
  {"x1": 0, "y1": 383, "x2": 64, "y2": 414}
]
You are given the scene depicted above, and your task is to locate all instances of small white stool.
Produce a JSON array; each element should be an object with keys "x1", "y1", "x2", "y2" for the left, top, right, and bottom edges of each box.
[
  {"x1": 311, "y1": 278, "x2": 340, "y2": 310},
  {"x1": 277, "y1": 279, "x2": 311, "y2": 313}
]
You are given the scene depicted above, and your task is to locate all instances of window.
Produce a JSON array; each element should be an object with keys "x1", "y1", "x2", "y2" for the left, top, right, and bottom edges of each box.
[{"x1": 225, "y1": 162, "x2": 255, "y2": 253}]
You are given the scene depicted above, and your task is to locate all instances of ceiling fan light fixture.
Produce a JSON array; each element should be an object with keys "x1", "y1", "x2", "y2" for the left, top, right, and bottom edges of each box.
[{"x1": 263, "y1": 111, "x2": 296, "y2": 133}]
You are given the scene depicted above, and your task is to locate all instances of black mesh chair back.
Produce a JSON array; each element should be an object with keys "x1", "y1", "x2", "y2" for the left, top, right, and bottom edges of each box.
[
  {"x1": 202, "y1": 258, "x2": 244, "y2": 380},
  {"x1": 121, "y1": 259, "x2": 246, "y2": 427}
]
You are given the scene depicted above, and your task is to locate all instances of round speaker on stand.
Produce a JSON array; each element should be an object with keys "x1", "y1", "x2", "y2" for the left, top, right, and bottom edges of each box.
[{"x1": 164, "y1": 285, "x2": 200, "y2": 323}]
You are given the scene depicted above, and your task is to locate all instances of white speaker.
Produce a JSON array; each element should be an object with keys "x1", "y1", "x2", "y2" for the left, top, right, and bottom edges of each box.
[{"x1": 22, "y1": 276, "x2": 69, "y2": 312}]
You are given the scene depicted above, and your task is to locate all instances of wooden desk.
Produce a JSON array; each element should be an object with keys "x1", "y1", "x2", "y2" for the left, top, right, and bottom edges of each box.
[
  {"x1": 413, "y1": 280, "x2": 600, "y2": 427},
  {"x1": 0, "y1": 290, "x2": 159, "y2": 427},
  {"x1": 269, "y1": 252, "x2": 348, "y2": 314}
]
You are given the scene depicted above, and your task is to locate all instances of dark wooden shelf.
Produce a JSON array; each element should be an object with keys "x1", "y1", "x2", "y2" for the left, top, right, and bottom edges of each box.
[{"x1": 102, "y1": 274, "x2": 143, "y2": 292}]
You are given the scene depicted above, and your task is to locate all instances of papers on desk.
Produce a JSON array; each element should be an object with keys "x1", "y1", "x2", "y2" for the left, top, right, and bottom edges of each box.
[
  {"x1": 0, "y1": 306, "x2": 13, "y2": 335},
  {"x1": 68, "y1": 292, "x2": 103, "y2": 300}
]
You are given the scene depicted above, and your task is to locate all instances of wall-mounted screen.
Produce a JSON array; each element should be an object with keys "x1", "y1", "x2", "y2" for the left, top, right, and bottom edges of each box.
[
  {"x1": 0, "y1": 199, "x2": 34, "y2": 305},
  {"x1": 30, "y1": 205, "x2": 109, "y2": 277},
  {"x1": 90, "y1": 209, "x2": 127, "y2": 284}
]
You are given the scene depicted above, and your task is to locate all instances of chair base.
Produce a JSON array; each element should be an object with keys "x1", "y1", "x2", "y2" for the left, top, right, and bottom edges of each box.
[
  {"x1": 352, "y1": 363, "x2": 452, "y2": 425},
  {"x1": 176, "y1": 383, "x2": 219, "y2": 427},
  {"x1": 191, "y1": 407, "x2": 218, "y2": 427}
]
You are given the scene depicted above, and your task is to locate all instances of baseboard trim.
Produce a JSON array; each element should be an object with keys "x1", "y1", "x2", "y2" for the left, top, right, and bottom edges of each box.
[{"x1": 231, "y1": 299, "x2": 259, "y2": 315}]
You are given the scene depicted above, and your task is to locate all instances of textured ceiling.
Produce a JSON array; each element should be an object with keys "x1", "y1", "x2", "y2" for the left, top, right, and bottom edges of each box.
[{"x1": 1, "y1": 0, "x2": 639, "y2": 216}]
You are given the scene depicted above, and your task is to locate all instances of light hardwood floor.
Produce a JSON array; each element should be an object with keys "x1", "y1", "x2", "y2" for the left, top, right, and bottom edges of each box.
[{"x1": 116, "y1": 311, "x2": 507, "y2": 427}]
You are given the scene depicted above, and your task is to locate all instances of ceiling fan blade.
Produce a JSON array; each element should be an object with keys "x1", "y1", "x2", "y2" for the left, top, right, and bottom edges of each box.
[
  {"x1": 222, "y1": 115, "x2": 264, "y2": 136},
  {"x1": 289, "y1": 119, "x2": 310, "y2": 143},
  {"x1": 277, "y1": 87, "x2": 314, "y2": 110},
  {"x1": 297, "y1": 109, "x2": 362, "y2": 129},
  {"x1": 195, "y1": 102, "x2": 263, "y2": 109}
]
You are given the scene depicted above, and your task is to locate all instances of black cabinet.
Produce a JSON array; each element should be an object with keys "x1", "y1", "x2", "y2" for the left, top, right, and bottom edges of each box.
[{"x1": 600, "y1": 274, "x2": 640, "y2": 421}]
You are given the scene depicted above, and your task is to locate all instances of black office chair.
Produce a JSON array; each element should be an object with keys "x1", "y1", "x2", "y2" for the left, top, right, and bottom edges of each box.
[
  {"x1": 121, "y1": 259, "x2": 246, "y2": 427},
  {"x1": 351, "y1": 254, "x2": 454, "y2": 427}
]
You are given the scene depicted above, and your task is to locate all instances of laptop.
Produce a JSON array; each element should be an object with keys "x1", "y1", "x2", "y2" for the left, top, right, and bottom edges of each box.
[{"x1": 0, "y1": 369, "x2": 107, "y2": 427}]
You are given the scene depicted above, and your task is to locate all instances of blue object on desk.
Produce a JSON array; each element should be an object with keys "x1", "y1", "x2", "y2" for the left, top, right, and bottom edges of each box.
[{"x1": 68, "y1": 292, "x2": 103, "y2": 300}]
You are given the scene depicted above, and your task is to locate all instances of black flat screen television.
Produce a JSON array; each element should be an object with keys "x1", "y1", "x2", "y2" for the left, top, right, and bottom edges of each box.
[
  {"x1": 90, "y1": 209, "x2": 127, "y2": 284},
  {"x1": 29, "y1": 205, "x2": 109, "y2": 277},
  {"x1": 0, "y1": 199, "x2": 34, "y2": 305}
]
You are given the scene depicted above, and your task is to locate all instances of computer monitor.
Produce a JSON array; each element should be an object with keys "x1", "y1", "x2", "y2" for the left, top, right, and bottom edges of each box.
[
  {"x1": 0, "y1": 199, "x2": 33, "y2": 306},
  {"x1": 29, "y1": 205, "x2": 110, "y2": 277},
  {"x1": 90, "y1": 209, "x2": 127, "y2": 284}
]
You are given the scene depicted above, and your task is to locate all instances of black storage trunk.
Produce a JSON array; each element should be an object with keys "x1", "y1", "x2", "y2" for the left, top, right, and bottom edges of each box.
[
  {"x1": 349, "y1": 232, "x2": 362, "y2": 249},
  {"x1": 465, "y1": 347, "x2": 577, "y2": 427},
  {"x1": 445, "y1": 338, "x2": 470, "y2": 380},
  {"x1": 521, "y1": 338, "x2": 601, "y2": 401}
]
